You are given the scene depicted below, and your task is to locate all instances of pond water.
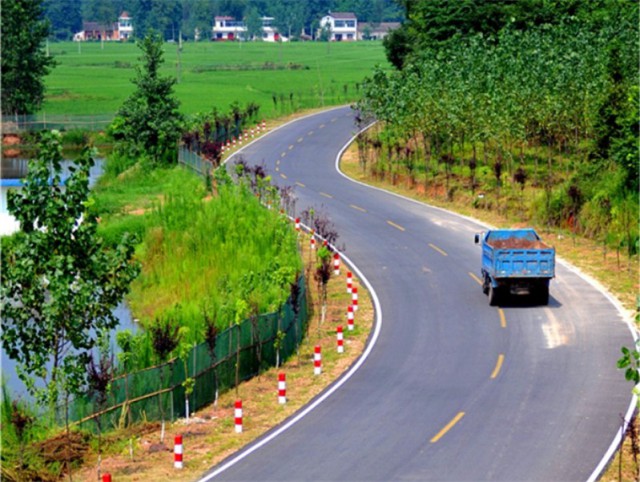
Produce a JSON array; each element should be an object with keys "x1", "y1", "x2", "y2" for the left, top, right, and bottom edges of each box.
[{"x1": 1, "y1": 157, "x2": 138, "y2": 402}]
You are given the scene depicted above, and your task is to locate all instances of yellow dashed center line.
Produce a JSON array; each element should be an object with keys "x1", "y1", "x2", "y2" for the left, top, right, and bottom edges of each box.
[
  {"x1": 430, "y1": 412, "x2": 465, "y2": 443},
  {"x1": 319, "y1": 124, "x2": 325, "y2": 129},
  {"x1": 281, "y1": 152, "x2": 287, "y2": 157},
  {"x1": 429, "y1": 243, "x2": 448, "y2": 256},
  {"x1": 295, "y1": 181, "x2": 305, "y2": 188},
  {"x1": 498, "y1": 309, "x2": 507, "y2": 328},
  {"x1": 308, "y1": 131, "x2": 314, "y2": 136},
  {"x1": 275, "y1": 167, "x2": 280, "y2": 172},
  {"x1": 468, "y1": 272, "x2": 482, "y2": 285},
  {"x1": 320, "y1": 192, "x2": 333, "y2": 199},
  {"x1": 288, "y1": 145, "x2": 294, "y2": 150},
  {"x1": 350, "y1": 204, "x2": 367, "y2": 213},
  {"x1": 280, "y1": 173, "x2": 287, "y2": 179},
  {"x1": 491, "y1": 354, "x2": 505, "y2": 379},
  {"x1": 297, "y1": 137, "x2": 304, "y2": 143},
  {"x1": 387, "y1": 220, "x2": 405, "y2": 232}
]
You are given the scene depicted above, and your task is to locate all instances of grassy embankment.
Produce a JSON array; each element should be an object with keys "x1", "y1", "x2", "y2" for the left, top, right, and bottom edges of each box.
[{"x1": 42, "y1": 40, "x2": 388, "y2": 118}]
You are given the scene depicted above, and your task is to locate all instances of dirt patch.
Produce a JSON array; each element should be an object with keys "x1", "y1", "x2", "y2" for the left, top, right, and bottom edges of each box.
[{"x1": 487, "y1": 238, "x2": 549, "y2": 249}]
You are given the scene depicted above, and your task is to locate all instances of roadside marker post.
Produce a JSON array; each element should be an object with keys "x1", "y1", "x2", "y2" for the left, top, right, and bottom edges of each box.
[
  {"x1": 314, "y1": 346, "x2": 322, "y2": 375},
  {"x1": 346, "y1": 271, "x2": 353, "y2": 293},
  {"x1": 235, "y1": 400, "x2": 243, "y2": 433},
  {"x1": 352, "y1": 287, "x2": 359, "y2": 311},
  {"x1": 337, "y1": 326, "x2": 344, "y2": 353},
  {"x1": 174, "y1": 435, "x2": 183, "y2": 469},
  {"x1": 333, "y1": 253, "x2": 340, "y2": 276},
  {"x1": 278, "y1": 373, "x2": 287, "y2": 404}
]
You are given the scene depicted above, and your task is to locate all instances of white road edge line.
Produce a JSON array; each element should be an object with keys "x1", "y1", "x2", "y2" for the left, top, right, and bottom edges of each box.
[
  {"x1": 335, "y1": 119, "x2": 638, "y2": 482},
  {"x1": 198, "y1": 108, "x2": 383, "y2": 482}
]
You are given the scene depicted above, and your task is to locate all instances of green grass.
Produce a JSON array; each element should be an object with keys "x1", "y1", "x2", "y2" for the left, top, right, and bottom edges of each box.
[
  {"x1": 43, "y1": 41, "x2": 389, "y2": 118},
  {"x1": 94, "y1": 164, "x2": 302, "y2": 345}
]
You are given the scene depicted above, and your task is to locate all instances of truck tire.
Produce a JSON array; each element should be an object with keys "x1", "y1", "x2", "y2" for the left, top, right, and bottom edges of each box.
[
  {"x1": 537, "y1": 285, "x2": 549, "y2": 305},
  {"x1": 489, "y1": 284, "x2": 501, "y2": 306},
  {"x1": 482, "y1": 275, "x2": 490, "y2": 295}
]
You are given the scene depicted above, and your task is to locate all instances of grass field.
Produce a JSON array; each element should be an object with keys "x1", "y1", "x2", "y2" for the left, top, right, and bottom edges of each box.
[{"x1": 42, "y1": 40, "x2": 388, "y2": 119}]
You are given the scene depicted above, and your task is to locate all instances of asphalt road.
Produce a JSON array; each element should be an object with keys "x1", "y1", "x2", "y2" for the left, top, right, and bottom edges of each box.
[{"x1": 200, "y1": 106, "x2": 635, "y2": 481}]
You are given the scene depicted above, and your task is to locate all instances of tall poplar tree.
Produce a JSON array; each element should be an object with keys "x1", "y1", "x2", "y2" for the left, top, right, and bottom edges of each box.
[
  {"x1": 1, "y1": 0, "x2": 56, "y2": 116},
  {"x1": 113, "y1": 32, "x2": 184, "y2": 164}
]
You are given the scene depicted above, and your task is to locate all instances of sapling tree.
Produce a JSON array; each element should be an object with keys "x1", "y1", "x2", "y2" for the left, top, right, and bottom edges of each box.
[
  {"x1": 203, "y1": 309, "x2": 219, "y2": 406},
  {"x1": 87, "y1": 337, "x2": 114, "y2": 481},
  {"x1": 1, "y1": 131, "x2": 139, "y2": 412},
  {"x1": 177, "y1": 327, "x2": 195, "y2": 421},
  {"x1": 149, "y1": 316, "x2": 180, "y2": 442},
  {"x1": 314, "y1": 246, "x2": 333, "y2": 334}
]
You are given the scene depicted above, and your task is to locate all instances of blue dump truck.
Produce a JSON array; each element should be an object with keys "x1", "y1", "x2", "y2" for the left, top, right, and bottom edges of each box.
[{"x1": 474, "y1": 228, "x2": 555, "y2": 306}]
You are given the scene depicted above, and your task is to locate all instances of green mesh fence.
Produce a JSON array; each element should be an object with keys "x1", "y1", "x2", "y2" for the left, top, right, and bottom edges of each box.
[
  {"x1": 178, "y1": 146, "x2": 214, "y2": 177},
  {"x1": 68, "y1": 276, "x2": 308, "y2": 432}
]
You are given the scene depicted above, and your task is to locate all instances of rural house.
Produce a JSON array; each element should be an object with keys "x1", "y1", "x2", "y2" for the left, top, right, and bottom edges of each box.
[
  {"x1": 357, "y1": 22, "x2": 401, "y2": 40},
  {"x1": 73, "y1": 11, "x2": 133, "y2": 41},
  {"x1": 212, "y1": 16, "x2": 286, "y2": 42},
  {"x1": 319, "y1": 12, "x2": 358, "y2": 41}
]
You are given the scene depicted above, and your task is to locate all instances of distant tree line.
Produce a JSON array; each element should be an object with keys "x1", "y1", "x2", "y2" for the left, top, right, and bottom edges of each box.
[{"x1": 44, "y1": 0, "x2": 404, "y2": 41}]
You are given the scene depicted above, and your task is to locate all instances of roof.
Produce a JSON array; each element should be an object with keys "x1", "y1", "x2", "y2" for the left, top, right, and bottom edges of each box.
[
  {"x1": 82, "y1": 21, "x2": 117, "y2": 31},
  {"x1": 327, "y1": 12, "x2": 357, "y2": 20},
  {"x1": 119, "y1": 11, "x2": 130, "y2": 18},
  {"x1": 215, "y1": 16, "x2": 235, "y2": 21},
  {"x1": 358, "y1": 22, "x2": 401, "y2": 32}
]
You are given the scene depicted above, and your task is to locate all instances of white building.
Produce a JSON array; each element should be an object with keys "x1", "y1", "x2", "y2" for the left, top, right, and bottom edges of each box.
[
  {"x1": 212, "y1": 16, "x2": 287, "y2": 42},
  {"x1": 319, "y1": 12, "x2": 358, "y2": 41}
]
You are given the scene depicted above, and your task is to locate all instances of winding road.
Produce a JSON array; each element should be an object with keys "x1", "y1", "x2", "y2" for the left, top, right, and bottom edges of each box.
[{"x1": 200, "y1": 106, "x2": 635, "y2": 481}]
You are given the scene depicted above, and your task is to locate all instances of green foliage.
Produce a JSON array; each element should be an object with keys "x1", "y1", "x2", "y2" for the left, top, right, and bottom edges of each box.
[
  {"x1": 618, "y1": 346, "x2": 640, "y2": 384},
  {"x1": 1, "y1": 0, "x2": 56, "y2": 115},
  {"x1": 0, "y1": 131, "x2": 140, "y2": 408},
  {"x1": 114, "y1": 32, "x2": 184, "y2": 165},
  {"x1": 359, "y1": 16, "x2": 638, "y2": 254}
]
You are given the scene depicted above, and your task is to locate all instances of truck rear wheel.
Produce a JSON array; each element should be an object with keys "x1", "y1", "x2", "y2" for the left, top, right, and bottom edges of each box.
[
  {"x1": 489, "y1": 284, "x2": 501, "y2": 306},
  {"x1": 537, "y1": 285, "x2": 549, "y2": 305}
]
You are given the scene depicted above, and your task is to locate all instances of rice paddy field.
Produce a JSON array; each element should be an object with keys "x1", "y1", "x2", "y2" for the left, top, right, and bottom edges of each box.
[{"x1": 42, "y1": 40, "x2": 389, "y2": 119}]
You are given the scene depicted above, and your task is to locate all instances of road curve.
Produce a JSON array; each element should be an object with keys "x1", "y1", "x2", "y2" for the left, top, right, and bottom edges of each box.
[{"x1": 200, "y1": 106, "x2": 635, "y2": 481}]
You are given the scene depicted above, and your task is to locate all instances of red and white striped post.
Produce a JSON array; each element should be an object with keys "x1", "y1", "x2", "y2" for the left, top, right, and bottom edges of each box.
[
  {"x1": 310, "y1": 230, "x2": 316, "y2": 250},
  {"x1": 352, "y1": 287, "x2": 359, "y2": 311},
  {"x1": 102, "y1": 474, "x2": 112, "y2": 482},
  {"x1": 347, "y1": 305, "x2": 354, "y2": 331},
  {"x1": 234, "y1": 400, "x2": 243, "y2": 433},
  {"x1": 262, "y1": 120, "x2": 266, "y2": 129},
  {"x1": 278, "y1": 373, "x2": 287, "y2": 404},
  {"x1": 251, "y1": 127, "x2": 255, "y2": 138},
  {"x1": 314, "y1": 345, "x2": 322, "y2": 375},
  {"x1": 333, "y1": 253, "x2": 340, "y2": 276},
  {"x1": 346, "y1": 271, "x2": 353, "y2": 293},
  {"x1": 232, "y1": 137, "x2": 237, "y2": 147},
  {"x1": 174, "y1": 434, "x2": 183, "y2": 469},
  {"x1": 295, "y1": 217, "x2": 300, "y2": 232},
  {"x1": 337, "y1": 326, "x2": 344, "y2": 353}
]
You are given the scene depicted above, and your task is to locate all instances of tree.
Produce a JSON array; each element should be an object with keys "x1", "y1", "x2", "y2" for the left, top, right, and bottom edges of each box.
[
  {"x1": 0, "y1": 132, "x2": 140, "y2": 409},
  {"x1": 113, "y1": 32, "x2": 184, "y2": 165},
  {"x1": 1, "y1": 0, "x2": 56, "y2": 116},
  {"x1": 270, "y1": 0, "x2": 306, "y2": 40},
  {"x1": 244, "y1": 6, "x2": 263, "y2": 41},
  {"x1": 44, "y1": 0, "x2": 82, "y2": 40}
]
